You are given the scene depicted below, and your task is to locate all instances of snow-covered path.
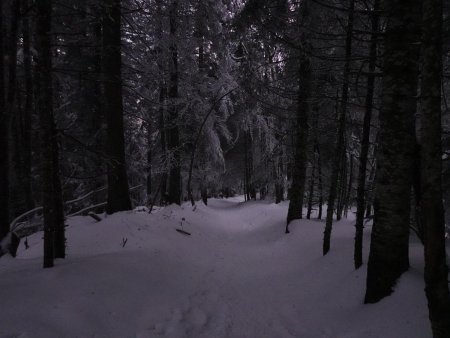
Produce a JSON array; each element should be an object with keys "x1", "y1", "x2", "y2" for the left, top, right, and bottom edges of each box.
[{"x1": 0, "y1": 197, "x2": 431, "y2": 338}]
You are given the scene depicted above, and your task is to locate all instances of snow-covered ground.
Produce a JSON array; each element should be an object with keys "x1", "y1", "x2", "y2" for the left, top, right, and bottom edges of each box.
[{"x1": 0, "y1": 197, "x2": 431, "y2": 338}]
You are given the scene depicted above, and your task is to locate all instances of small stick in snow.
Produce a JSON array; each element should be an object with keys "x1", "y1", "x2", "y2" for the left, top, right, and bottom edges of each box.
[
  {"x1": 88, "y1": 212, "x2": 102, "y2": 222},
  {"x1": 176, "y1": 217, "x2": 191, "y2": 236}
]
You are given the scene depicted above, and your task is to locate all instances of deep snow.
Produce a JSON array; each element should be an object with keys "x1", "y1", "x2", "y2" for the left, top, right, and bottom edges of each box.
[{"x1": 0, "y1": 197, "x2": 432, "y2": 338}]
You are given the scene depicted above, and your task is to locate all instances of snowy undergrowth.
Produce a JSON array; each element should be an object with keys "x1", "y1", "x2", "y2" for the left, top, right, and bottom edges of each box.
[{"x1": 0, "y1": 197, "x2": 431, "y2": 338}]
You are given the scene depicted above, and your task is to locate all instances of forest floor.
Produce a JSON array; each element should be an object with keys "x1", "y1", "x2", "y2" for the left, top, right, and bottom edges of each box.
[{"x1": 0, "y1": 196, "x2": 432, "y2": 338}]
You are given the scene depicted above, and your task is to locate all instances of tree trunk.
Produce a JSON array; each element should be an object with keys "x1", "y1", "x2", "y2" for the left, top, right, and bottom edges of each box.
[
  {"x1": 336, "y1": 148, "x2": 348, "y2": 221},
  {"x1": 365, "y1": 157, "x2": 377, "y2": 218},
  {"x1": 274, "y1": 156, "x2": 285, "y2": 203},
  {"x1": 21, "y1": 0, "x2": 34, "y2": 211},
  {"x1": 245, "y1": 130, "x2": 255, "y2": 200},
  {"x1": 52, "y1": 131, "x2": 65, "y2": 259},
  {"x1": 323, "y1": 0, "x2": 354, "y2": 254},
  {"x1": 102, "y1": 0, "x2": 132, "y2": 214},
  {"x1": 419, "y1": 0, "x2": 450, "y2": 335},
  {"x1": 275, "y1": 181, "x2": 284, "y2": 204},
  {"x1": 7, "y1": 0, "x2": 21, "y2": 219},
  {"x1": 244, "y1": 132, "x2": 249, "y2": 201},
  {"x1": 315, "y1": 139, "x2": 323, "y2": 220},
  {"x1": 285, "y1": 55, "x2": 311, "y2": 232},
  {"x1": 167, "y1": 0, "x2": 181, "y2": 205},
  {"x1": 344, "y1": 154, "x2": 353, "y2": 218},
  {"x1": 285, "y1": 0, "x2": 317, "y2": 232},
  {"x1": 85, "y1": 6, "x2": 105, "y2": 201},
  {"x1": 364, "y1": 0, "x2": 421, "y2": 303},
  {"x1": 306, "y1": 159, "x2": 315, "y2": 219},
  {"x1": 159, "y1": 86, "x2": 168, "y2": 205},
  {"x1": 146, "y1": 120, "x2": 152, "y2": 201},
  {"x1": 354, "y1": 0, "x2": 380, "y2": 269},
  {"x1": 0, "y1": 1, "x2": 8, "y2": 241},
  {"x1": 201, "y1": 184, "x2": 208, "y2": 205},
  {"x1": 36, "y1": 0, "x2": 61, "y2": 268},
  {"x1": 155, "y1": 1, "x2": 167, "y2": 205},
  {"x1": 88, "y1": 3, "x2": 106, "y2": 196}
]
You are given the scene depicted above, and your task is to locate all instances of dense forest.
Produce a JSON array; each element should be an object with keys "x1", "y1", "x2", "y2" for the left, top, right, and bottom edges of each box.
[{"x1": 0, "y1": 0, "x2": 450, "y2": 337}]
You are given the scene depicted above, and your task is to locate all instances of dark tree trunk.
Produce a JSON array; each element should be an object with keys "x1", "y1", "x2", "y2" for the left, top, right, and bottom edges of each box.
[
  {"x1": 275, "y1": 181, "x2": 284, "y2": 204},
  {"x1": 244, "y1": 129, "x2": 250, "y2": 201},
  {"x1": 167, "y1": 0, "x2": 181, "y2": 205},
  {"x1": 365, "y1": 158, "x2": 377, "y2": 218},
  {"x1": 315, "y1": 139, "x2": 323, "y2": 220},
  {"x1": 52, "y1": 132, "x2": 65, "y2": 259},
  {"x1": 323, "y1": 0, "x2": 354, "y2": 254},
  {"x1": 244, "y1": 130, "x2": 255, "y2": 200},
  {"x1": 22, "y1": 0, "x2": 34, "y2": 211},
  {"x1": 285, "y1": 55, "x2": 311, "y2": 232},
  {"x1": 306, "y1": 159, "x2": 315, "y2": 219},
  {"x1": 344, "y1": 154, "x2": 354, "y2": 218},
  {"x1": 274, "y1": 114, "x2": 285, "y2": 204},
  {"x1": 146, "y1": 120, "x2": 152, "y2": 199},
  {"x1": 364, "y1": 0, "x2": 421, "y2": 303},
  {"x1": 201, "y1": 184, "x2": 208, "y2": 205},
  {"x1": 317, "y1": 169, "x2": 323, "y2": 219},
  {"x1": 354, "y1": 0, "x2": 380, "y2": 269},
  {"x1": 0, "y1": 1, "x2": 8, "y2": 241},
  {"x1": 419, "y1": 0, "x2": 450, "y2": 335},
  {"x1": 412, "y1": 144, "x2": 424, "y2": 241},
  {"x1": 336, "y1": 149, "x2": 348, "y2": 221},
  {"x1": 7, "y1": 0, "x2": 21, "y2": 219},
  {"x1": 274, "y1": 155, "x2": 285, "y2": 204},
  {"x1": 159, "y1": 86, "x2": 168, "y2": 205},
  {"x1": 102, "y1": 0, "x2": 131, "y2": 214},
  {"x1": 286, "y1": 0, "x2": 316, "y2": 232},
  {"x1": 87, "y1": 3, "x2": 105, "y2": 196},
  {"x1": 36, "y1": 0, "x2": 62, "y2": 268},
  {"x1": 155, "y1": 1, "x2": 167, "y2": 205}
]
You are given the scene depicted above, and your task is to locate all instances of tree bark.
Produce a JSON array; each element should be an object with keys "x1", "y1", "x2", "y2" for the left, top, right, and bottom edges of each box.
[
  {"x1": 419, "y1": 0, "x2": 450, "y2": 335},
  {"x1": 285, "y1": 0, "x2": 317, "y2": 232},
  {"x1": 354, "y1": 0, "x2": 380, "y2": 269},
  {"x1": 7, "y1": 0, "x2": 21, "y2": 219},
  {"x1": 22, "y1": 0, "x2": 34, "y2": 211},
  {"x1": 336, "y1": 148, "x2": 348, "y2": 221},
  {"x1": 36, "y1": 0, "x2": 61, "y2": 268},
  {"x1": 285, "y1": 55, "x2": 311, "y2": 232},
  {"x1": 306, "y1": 158, "x2": 315, "y2": 219},
  {"x1": 159, "y1": 86, "x2": 168, "y2": 205},
  {"x1": 167, "y1": 0, "x2": 181, "y2": 205},
  {"x1": 146, "y1": 120, "x2": 152, "y2": 201},
  {"x1": 52, "y1": 131, "x2": 65, "y2": 259},
  {"x1": 245, "y1": 130, "x2": 255, "y2": 200},
  {"x1": 364, "y1": 0, "x2": 421, "y2": 303},
  {"x1": 344, "y1": 154, "x2": 353, "y2": 218},
  {"x1": 102, "y1": 0, "x2": 132, "y2": 213},
  {"x1": 0, "y1": 1, "x2": 8, "y2": 241},
  {"x1": 313, "y1": 135, "x2": 323, "y2": 220},
  {"x1": 323, "y1": 0, "x2": 354, "y2": 254}
]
